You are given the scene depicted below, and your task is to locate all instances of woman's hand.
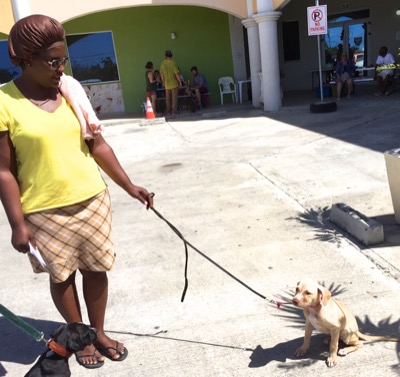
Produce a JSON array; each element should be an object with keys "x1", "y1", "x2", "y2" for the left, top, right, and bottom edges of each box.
[
  {"x1": 11, "y1": 222, "x2": 35, "y2": 253},
  {"x1": 127, "y1": 184, "x2": 154, "y2": 209}
]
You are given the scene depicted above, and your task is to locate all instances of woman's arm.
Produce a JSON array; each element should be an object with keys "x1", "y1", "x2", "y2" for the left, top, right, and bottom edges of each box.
[
  {"x1": 147, "y1": 71, "x2": 156, "y2": 84},
  {"x1": 86, "y1": 135, "x2": 153, "y2": 208},
  {"x1": 0, "y1": 131, "x2": 34, "y2": 252}
]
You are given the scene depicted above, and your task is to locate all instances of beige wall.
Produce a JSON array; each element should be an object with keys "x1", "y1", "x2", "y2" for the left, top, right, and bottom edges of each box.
[
  {"x1": 19, "y1": 0, "x2": 248, "y2": 22},
  {"x1": 0, "y1": 1, "x2": 15, "y2": 34},
  {"x1": 0, "y1": 0, "x2": 291, "y2": 33}
]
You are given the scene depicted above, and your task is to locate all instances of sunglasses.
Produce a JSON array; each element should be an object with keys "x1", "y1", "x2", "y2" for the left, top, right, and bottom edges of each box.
[{"x1": 43, "y1": 56, "x2": 69, "y2": 70}]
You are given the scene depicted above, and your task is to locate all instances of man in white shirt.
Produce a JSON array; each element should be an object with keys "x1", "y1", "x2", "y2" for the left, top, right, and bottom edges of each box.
[{"x1": 374, "y1": 46, "x2": 395, "y2": 96}]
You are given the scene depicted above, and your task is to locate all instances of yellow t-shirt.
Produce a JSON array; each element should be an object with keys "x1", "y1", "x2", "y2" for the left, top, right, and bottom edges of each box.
[
  {"x1": 0, "y1": 81, "x2": 107, "y2": 214},
  {"x1": 160, "y1": 59, "x2": 179, "y2": 90}
]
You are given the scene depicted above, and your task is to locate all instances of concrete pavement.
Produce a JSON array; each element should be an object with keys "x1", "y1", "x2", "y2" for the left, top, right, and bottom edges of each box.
[{"x1": 0, "y1": 88, "x2": 399, "y2": 376}]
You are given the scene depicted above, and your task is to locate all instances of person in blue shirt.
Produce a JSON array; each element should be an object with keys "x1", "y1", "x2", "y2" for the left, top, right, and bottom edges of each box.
[
  {"x1": 186, "y1": 66, "x2": 208, "y2": 109},
  {"x1": 335, "y1": 52, "x2": 354, "y2": 100}
]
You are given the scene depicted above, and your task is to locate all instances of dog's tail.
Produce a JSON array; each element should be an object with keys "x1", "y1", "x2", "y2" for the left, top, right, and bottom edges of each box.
[{"x1": 357, "y1": 331, "x2": 400, "y2": 342}]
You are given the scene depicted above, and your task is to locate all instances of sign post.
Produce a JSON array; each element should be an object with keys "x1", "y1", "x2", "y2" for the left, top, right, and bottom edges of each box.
[
  {"x1": 307, "y1": 1, "x2": 327, "y2": 102},
  {"x1": 307, "y1": 1, "x2": 336, "y2": 113}
]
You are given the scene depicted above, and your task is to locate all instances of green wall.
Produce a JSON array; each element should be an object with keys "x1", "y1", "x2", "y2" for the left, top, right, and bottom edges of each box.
[{"x1": 64, "y1": 5, "x2": 235, "y2": 112}]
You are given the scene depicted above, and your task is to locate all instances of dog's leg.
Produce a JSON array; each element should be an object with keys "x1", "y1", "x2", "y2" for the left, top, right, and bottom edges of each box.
[
  {"x1": 338, "y1": 333, "x2": 363, "y2": 356},
  {"x1": 338, "y1": 342, "x2": 363, "y2": 356},
  {"x1": 295, "y1": 319, "x2": 313, "y2": 357},
  {"x1": 326, "y1": 328, "x2": 340, "y2": 367}
]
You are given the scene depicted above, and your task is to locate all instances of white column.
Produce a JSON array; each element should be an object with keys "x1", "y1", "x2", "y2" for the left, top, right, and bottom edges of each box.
[
  {"x1": 241, "y1": 18, "x2": 261, "y2": 108},
  {"x1": 256, "y1": 0, "x2": 274, "y2": 13},
  {"x1": 254, "y1": 11, "x2": 282, "y2": 112},
  {"x1": 11, "y1": 0, "x2": 31, "y2": 21}
]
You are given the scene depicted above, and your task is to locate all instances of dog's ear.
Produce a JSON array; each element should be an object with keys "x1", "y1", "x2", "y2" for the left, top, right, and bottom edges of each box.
[
  {"x1": 50, "y1": 324, "x2": 67, "y2": 341},
  {"x1": 317, "y1": 284, "x2": 331, "y2": 305}
]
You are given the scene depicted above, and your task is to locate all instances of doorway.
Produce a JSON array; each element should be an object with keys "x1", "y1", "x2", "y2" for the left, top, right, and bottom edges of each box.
[{"x1": 323, "y1": 9, "x2": 370, "y2": 70}]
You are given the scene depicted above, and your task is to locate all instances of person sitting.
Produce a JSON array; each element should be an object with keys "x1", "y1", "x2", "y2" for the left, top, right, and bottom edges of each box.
[
  {"x1": 335, "y1": 52, "x2": 354, "y2": 100},
  {"x1": 186, "y1": 66, "x2": 208, "y2": 109},
  {"x1": 374, "y1": 46, "x2": 395, "y2": 96}
]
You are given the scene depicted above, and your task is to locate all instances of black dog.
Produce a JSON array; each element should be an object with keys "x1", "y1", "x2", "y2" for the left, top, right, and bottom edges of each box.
[{"x1": 25, "y1": 322, "x2": 97, "y2": 377}]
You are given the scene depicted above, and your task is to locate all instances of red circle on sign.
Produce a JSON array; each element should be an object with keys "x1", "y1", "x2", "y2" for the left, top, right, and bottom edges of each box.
[{"x1": 312, "y1": 9, "x2": 323, "y2": 22}]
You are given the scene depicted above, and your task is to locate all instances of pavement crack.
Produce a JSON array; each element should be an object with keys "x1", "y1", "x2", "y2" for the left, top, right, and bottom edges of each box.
[{"x1": 248, "y1": 161, "x2": 306, "y2": 212}]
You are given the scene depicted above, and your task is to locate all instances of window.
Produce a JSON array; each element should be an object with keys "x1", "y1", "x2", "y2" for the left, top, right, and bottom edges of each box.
[
  {"x1": 0, "y1": 40, "x2": 21, "y2": 84},
  {"x1": 282, "y1": 21, "x2": 300, "y2": 61},
  {"x1": 65, "y1": 31, "x2": 119, "y2": 84}
]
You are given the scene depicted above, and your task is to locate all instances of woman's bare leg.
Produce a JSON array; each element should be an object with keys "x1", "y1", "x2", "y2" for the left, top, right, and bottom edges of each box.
[
  {"x1": 347, "y1": 79, "x2": 353, "y2": 96},
  {"x1": 50, "y1": 271, "x2": 104, "y2": 366},
  {"x1": 151, "y1": 93, "x2": 157, "y2": 113},
  {"x1": 81, "y1": 270, "x2": 126, "y2": 360},
  {"x1": 336, "y1": 81, "x2": 342, "y2": 99}
]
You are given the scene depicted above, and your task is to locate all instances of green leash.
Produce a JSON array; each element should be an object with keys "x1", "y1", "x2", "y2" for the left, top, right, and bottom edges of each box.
[{"x1": 0, "y1": 303, "x2": 45, "y2": 342}]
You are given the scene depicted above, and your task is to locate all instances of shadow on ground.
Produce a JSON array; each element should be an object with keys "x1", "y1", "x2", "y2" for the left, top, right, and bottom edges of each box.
[
  {"x1": 288, "y1": 207, "x2": 400, "y2": 249},
  {"x1": 0, "y1": 316, "x2": 63, "y2": 366}
]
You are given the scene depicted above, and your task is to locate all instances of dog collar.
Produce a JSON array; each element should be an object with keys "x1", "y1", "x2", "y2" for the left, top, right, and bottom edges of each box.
[{"x1": 47, "y1": 339, "x2": 72, "y2": 358}]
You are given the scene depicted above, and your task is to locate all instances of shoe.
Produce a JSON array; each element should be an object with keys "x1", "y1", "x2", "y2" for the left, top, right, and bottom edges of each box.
[
  {"x1": 375, "y1": 92, "x2": 383, "y2": 96},
  {"x1": 347, "y1": 95, "x2": 351, "y2": 99},
  {"x1": 97, "y1": 342, "x2": 128, "y2": 362},
  {"x1": 385, "y1": 91, "x2": 390, "y2": 96},
  {"x1": 75, "y1": 351, "x2": 104, "y2": 369},
  {"x1": 336, "y1": 97, "x2": 341, "y2": 101}
]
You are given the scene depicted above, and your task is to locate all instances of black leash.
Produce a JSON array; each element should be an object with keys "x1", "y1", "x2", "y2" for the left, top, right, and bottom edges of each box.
[{"x1": 148, "y1": 195, "x2": 270, "y2": 303}]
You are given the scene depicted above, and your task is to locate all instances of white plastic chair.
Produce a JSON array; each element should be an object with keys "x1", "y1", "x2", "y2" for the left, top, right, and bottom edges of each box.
[{"x1": 218, "y1": 76, "x2": 236, "y2": 105}]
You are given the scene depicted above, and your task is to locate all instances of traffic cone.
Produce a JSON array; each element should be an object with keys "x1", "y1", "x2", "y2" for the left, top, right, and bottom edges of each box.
[{"x1": 145, "y1": 97, "x2": 155, "y2": 119}]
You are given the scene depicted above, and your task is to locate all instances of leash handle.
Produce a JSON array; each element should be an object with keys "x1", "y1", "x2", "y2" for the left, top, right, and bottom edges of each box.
[{"x1": 0, "y1": 304, "x2": 44, "y2": 342}]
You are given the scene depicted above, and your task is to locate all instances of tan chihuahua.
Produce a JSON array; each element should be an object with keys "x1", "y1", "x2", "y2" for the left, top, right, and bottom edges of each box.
[{"x1": 292, "y1": 279, "x2": 400, "y2": 367}]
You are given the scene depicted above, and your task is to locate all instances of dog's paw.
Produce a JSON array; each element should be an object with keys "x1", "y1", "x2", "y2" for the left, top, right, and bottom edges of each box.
[
  {"x1": 295, "y1": 346, "x2": 308, "y2": 357},
  {"x1": 326, "y1": 355, "x2": 338, "y2": 368},
  {"x1": 337, "y1": 349, "x2": 347, "y2": 357}
]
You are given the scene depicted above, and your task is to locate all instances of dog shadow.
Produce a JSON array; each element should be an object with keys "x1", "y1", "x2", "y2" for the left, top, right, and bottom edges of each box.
[
  {"x1": 249, "y1": 334, "x2": 328, "y2": 369},
  {"x1": 0, "y1": 316, "x2": 63, "y2": 367}
]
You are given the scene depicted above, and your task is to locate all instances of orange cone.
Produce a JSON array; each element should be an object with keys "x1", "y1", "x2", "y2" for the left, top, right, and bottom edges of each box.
[{"x1": 145, "y1": 97, "x2": 155, "y2": 119}]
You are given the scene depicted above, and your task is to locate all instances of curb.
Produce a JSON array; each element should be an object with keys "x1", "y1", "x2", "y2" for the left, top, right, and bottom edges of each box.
[{"x1": 329, "y1": 203, "x2": 384, "y2": 246}]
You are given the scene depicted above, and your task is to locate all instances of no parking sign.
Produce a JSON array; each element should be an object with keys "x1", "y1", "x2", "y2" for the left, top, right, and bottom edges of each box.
[{"x1": 307, "y1": 5, "x2": 327, "y2": 35}]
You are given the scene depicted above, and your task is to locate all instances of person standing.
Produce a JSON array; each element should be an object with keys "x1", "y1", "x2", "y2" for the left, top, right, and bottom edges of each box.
[
  {"x1": 374, "y1": 46, "x2": 395, "y2": 96},
  {"x1": 145, "y1": 61, "x2": 159, "y2": 113},
  {"x1": 0, "y1": 15, "x2": 154, "y2": 369},
  {"x1": 159, "y1": 50, "x2": 182, "y2": 116}
]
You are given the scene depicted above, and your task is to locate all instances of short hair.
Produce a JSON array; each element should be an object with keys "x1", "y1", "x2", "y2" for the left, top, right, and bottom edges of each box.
[
  {"x1": 190, "y1": 66, "x2": 198, "y2": 72},
  {"x1": 145, "y1": 61, "x2": 153, "y2": 69},
  {"x1": 8, "y1": 14, "x2": 65, "y2": 67}
]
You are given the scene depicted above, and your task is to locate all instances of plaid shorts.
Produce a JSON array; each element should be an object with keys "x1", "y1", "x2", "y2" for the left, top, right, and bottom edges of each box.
[{"x1": 25, "y1": 189, "x2": 115, "y2": 283}]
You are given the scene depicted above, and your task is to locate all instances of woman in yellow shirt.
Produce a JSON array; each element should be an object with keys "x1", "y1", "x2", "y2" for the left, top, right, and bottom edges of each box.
[{"x1": 0, "y1": 15, "x2": 153, "y2": 369}]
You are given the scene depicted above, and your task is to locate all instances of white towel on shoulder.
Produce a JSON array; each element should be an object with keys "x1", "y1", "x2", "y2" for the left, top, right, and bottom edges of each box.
[{"x1": 59, "y1": 74, "x2": 103, "y2": 140}]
